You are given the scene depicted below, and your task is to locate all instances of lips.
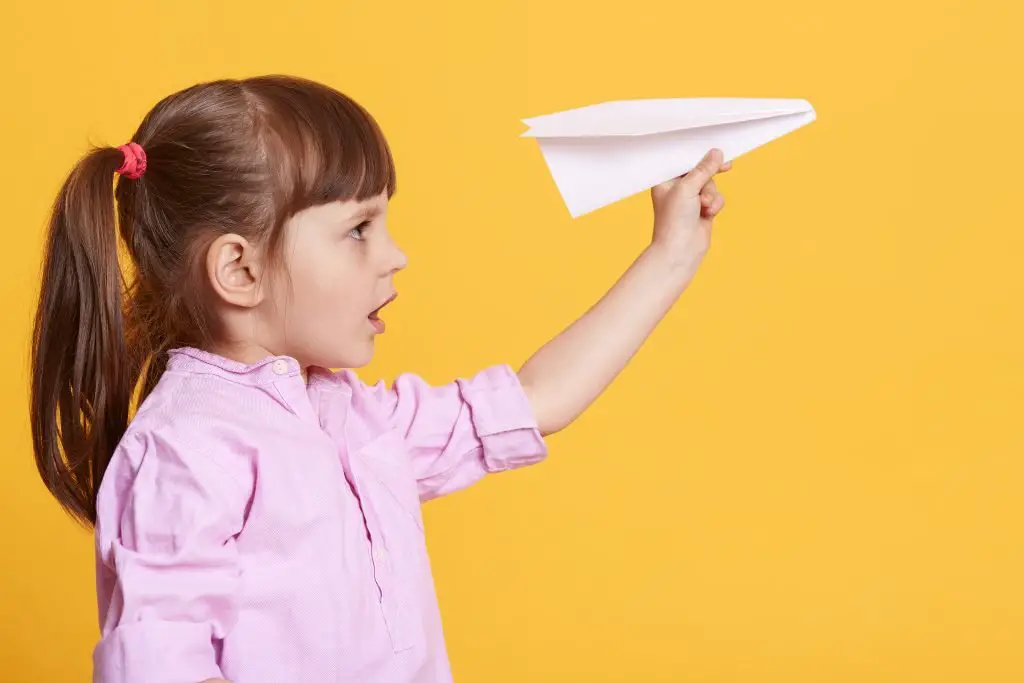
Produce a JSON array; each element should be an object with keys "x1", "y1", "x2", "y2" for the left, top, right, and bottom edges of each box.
[{"x1": 368, "y1": 292, "x2": 398, "y2": 320}]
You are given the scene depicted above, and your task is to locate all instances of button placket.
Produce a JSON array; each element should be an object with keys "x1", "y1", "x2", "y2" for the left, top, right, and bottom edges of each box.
[
  {"x1": 318, "y1": 391, "x2": 411, "y2": 650},
  {"x1": 319, "y1": 383, "x2": 417, "y2": 652},
  {"x1": 362, "y1": 505, "x2": 415, "y2": 652},
  {"x1": 269, "y1": 365, "x2": 320, "y2": 427}
]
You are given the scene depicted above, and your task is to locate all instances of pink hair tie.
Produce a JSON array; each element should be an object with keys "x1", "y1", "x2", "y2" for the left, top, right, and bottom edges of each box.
[{"x1": 116, "y1": 142, "x2": 147, "y2": 179}]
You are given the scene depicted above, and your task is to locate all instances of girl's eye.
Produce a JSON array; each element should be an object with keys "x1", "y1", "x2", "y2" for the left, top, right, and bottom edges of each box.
[{"x1": 348, "y1": 221, "x2": 370, "y2": 241}]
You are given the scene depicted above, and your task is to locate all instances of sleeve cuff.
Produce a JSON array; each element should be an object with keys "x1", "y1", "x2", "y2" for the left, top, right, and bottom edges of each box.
[
  {"x1": 456, "y1": 364, "x2": 548, "y2": 473},
  {"x1": 93, "y1": 621, "x2": 224, "y2": 683}
]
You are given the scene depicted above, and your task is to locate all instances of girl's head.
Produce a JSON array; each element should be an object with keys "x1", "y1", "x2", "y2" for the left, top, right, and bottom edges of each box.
[{"x1": 31, "y1": 75, "x2": 405, "y2": 525}]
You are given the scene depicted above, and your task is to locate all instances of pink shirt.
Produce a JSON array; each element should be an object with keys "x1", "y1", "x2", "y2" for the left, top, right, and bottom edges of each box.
[{"x1": 93, "y1": 347, "x2": 548, "y2": 682}]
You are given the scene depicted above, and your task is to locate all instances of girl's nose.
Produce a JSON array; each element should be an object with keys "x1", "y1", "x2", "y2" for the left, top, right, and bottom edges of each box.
[
  {"x1": 387, "y1": 237, "x2": 408, "y2": 274},
  {"x1": 393, "y1": 247, "x2": 408, "y2": 273}
]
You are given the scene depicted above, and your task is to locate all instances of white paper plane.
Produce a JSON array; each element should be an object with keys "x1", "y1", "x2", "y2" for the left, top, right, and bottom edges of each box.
[{"x1": 521, "y1": 98, "x2": 816, "y2": 218}]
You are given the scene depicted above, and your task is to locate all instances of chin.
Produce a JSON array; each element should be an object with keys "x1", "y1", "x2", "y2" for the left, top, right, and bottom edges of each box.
[
  {"x1": 329, "y1": 339, "x2": 375, "y2": 370},
  {"x1": 347, "y1": 349, "x2": 375, "y2": 369}
]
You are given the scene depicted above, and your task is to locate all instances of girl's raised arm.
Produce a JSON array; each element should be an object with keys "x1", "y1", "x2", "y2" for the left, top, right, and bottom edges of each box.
[{"x1": 518, "y1": 149, "x2": 731, "y2": 435}]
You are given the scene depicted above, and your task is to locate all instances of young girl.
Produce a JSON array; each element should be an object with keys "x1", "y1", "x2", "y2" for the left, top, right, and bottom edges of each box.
[{"x1": 30, "y1": 75, "x2": 730, "y2": 683}]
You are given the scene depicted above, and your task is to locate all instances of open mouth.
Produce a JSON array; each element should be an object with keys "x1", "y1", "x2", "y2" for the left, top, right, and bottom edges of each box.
[{"x1": 368, "y1": 292, "x2": 397, "y2": 332}]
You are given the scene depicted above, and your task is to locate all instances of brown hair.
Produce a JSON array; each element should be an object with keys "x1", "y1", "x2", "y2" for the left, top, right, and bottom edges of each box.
[{"x1": 30, "y1": 75, "x2": 397, "y2": 526}]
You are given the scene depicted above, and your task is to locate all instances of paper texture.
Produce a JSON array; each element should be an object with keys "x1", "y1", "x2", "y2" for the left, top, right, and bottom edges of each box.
[{"x1": 521, "y1": 98, "x2": 816, "y2": 217}]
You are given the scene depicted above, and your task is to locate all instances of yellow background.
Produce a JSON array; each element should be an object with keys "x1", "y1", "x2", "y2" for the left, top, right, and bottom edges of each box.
[{"x1": 2, "y1": 0, "x2": 1022, "y2": 681}]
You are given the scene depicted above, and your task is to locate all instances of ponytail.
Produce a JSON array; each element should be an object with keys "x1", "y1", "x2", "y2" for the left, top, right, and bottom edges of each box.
[{"x1": 31, "y1": 147, "x2": 136, "y2": 527}]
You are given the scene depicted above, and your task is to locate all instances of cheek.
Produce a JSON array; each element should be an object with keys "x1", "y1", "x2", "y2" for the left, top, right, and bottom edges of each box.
[{"x1": 288, "y1": 252, "x2": 366, "y2": 322}]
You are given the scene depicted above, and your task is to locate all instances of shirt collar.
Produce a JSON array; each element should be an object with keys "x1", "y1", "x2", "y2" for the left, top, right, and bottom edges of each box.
[
  {"x1": 166, "y1": 346, "x2": 303, "y2": 386},
  {"x1": 166, "y1": 346, "x2": 351, "y2": 392}
]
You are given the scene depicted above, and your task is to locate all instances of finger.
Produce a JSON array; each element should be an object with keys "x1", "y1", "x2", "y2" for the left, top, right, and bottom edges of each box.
[
  {"x1": 682, "y1": 157, "x2": 731, "y2": 180},
  {"x1": 706, "y1": 192, "x2": 726, "y2": 216},
  {"x1": 680, "y1": 149, "x2": 725, "y2": 195},
  {"x1": 700, "y1": 178, "x2": 719, "y2": 207}
]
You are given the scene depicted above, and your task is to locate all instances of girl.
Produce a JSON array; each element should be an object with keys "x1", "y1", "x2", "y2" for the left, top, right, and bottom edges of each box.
[{"x1": 30, "y1": 75, "x2": 730, "y2": 683}]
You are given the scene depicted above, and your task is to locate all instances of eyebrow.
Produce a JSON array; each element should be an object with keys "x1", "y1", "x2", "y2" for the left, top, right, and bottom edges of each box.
[{"x1": 349, "y1": 205, "x2": 382, "y2": 223}]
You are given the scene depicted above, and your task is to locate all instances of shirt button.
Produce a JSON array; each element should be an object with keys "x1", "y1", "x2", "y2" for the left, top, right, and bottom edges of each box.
[
  {"x1": 373, "y1": 547, "x2": 387, "y2": 563},
  {"x1": 272, "y1": 359, "x2": 289, "y2": 375}
]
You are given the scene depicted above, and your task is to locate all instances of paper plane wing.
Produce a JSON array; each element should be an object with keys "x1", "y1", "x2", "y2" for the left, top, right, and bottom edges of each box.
[{"x1": 521, "y1": 98, "x2": 816, "y2": 217}]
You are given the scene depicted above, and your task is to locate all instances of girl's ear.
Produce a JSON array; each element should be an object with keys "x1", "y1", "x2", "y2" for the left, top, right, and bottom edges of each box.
[{"x1": 206, "y1": 233, "x2": 265, "y2": 307}]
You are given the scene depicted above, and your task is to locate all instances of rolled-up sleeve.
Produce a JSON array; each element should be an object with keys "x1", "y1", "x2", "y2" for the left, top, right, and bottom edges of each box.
[
  {"x1": 371, "y1": 364, "x2": 548, "y2": 501},
  {"x1": 93, "y1": 431, "x2": 245, "y2": 683}
]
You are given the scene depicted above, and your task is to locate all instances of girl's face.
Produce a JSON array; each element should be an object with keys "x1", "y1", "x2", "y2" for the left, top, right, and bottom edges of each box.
[{"x1": 267, "y1": 191, "x2": 407, "y2": 369}]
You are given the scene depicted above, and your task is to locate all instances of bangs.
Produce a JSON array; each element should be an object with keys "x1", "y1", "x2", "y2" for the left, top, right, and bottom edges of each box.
[{"x1": 247, "y1": 76, "x2": 397, "y2": 219}]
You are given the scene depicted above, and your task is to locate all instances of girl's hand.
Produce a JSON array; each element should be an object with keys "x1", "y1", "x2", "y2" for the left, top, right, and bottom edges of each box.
[{"x1": 649, "y1": 148, "x2": 732, "y2": 272}]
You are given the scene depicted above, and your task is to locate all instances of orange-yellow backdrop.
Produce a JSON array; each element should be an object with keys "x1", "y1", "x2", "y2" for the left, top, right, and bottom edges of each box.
[{"x1": 2, "y1": 1, "x2": 1022, "y2": 681}]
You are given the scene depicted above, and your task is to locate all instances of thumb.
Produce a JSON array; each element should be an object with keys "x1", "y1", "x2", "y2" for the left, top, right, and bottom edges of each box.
[{"x1": 679, "y1": 148, "x2": 725, "y2": 197}]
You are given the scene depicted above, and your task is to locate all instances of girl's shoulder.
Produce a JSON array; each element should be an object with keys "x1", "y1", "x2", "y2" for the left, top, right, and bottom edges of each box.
[{"x1": 108, "y1": 374, "x2": 262, "y2": 500}]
